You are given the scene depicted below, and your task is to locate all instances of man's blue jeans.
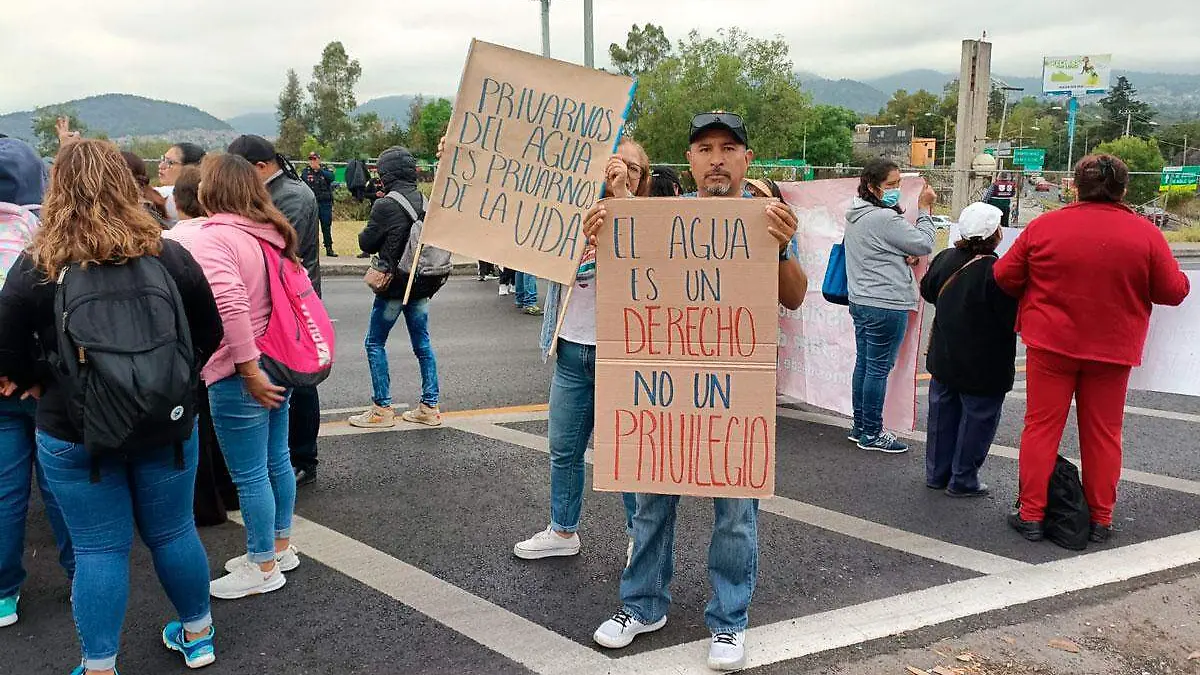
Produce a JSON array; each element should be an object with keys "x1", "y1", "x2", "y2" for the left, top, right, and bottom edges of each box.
[
  {"x1": 365, "y1": 295, "x2": 440, "y2": 408},
  {"x1": 621, "y1": 495, "x2": 758, "y2": 633},
  {"x1": 549, "y1": 340, "x2": 636, "y2": 534},
  {"x1": 0, "y1": 397, "x2": 73, "y2": 599},
  {"x1": 849, "y1": 302, "x2": 910, "y2": 437},
  {"x1": 514, "y1": 272, "x2": 539, "y2": 309},
  {"x1": 209, "y1": 374, "x2": 294, "y2": 564},
  {"x1": 37, "y1": 427, "x2": 211, "y2": 672}
]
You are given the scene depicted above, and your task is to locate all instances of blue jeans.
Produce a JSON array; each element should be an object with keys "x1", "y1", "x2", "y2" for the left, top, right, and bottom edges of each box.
[
  {"x1": 926, "y1": 378, "x2": 1004, "y2": 492},
  {"x1": 0, "y1": 398, "x2": 73, "y2": 598},
  {"x1": 514, "y1": 272, "x2": 538, "y2": 308},
  {"x1": 208, "y1": 374, "x2": 295, "y2": 564},
  {"x1": 622, "y1": 495, "x2": 758, "y2": 633},
  {"x1": 37, "y1": 428, "x2": 212, "y2": 672},
  {"x1": 849, "y1": 302, "x2": 910, "y2": 437},
  {"x1": 365, "y1": 295, "x2": 439, "y2": 407},
  {"x1": 548, "y1": 340, "x2": 637, "y2": 534}
]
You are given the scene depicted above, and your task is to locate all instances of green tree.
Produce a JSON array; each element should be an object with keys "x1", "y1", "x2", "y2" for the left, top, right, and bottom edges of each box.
[
  {"x1": 306, "y1": 41, "x2": 362, "y2": 147},
  {"x1": 354, "y1": 112, "x2": 409, "y2": 157},
  {"x1": 277, "y1": 117, "x2": 308, "y2": 159},
  {"x1": 868, "y1": 89, "x2": 941, "y2": 138},
  {"x1": 1093, "y1": 136, "x2": 1165, "y2": 205},
  {"x1": 1156, "y1": 120, "x2": 1200, "y2": 165},
  {"x1": 800, "y1": 105, "x2": 857, "y2": 167},
  {"x1": 608, "y1": 23, "x2": 671, "y2": 76},
  {"x1": 1098, "y1": 76, "x2": 1156, "y2": 143},
  {"x1": 277, "y1": 69, "x2": 309, "y2": 132},
  {"x1": 415, "y1": 99, "x2": 453, "y2": 160},
  {"x1": 632, "y1": 29, "x2": 809, "y2": 162},
  {"x1": 300, "y1": 135, "x2": 335, "y2": 162},
  {"x1": 405, "y1": 95, "x2": 427, "y2": 153},
  {"x1": 31, "y1": 107, "x2": 89, "y2": 156}
]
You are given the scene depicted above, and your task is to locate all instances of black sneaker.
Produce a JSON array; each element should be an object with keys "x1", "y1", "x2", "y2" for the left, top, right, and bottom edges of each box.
[
  {"x1": 1007, "y1": 511, "x2": 1044, "y2": 541},
  {"x1": 325, "y1": 249, "x2": 339, "y2": 258},
  {"x1": 294, "y1": 467, "x2": 316, "y2": 487},
  {"x1": 1089, "y1": 522, "x2": 1114, "y2": 543},
  {"x1": 357, "y1": 252, "x2": 370, "y2": 259},
  {"x1": 946, "y1": 483, "x2": 990, "y2": 498}
]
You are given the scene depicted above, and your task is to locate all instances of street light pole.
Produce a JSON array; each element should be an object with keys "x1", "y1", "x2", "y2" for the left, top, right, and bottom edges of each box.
[
  {"x1": 539, "y1": 0, "x2": 550, "y2": 57},
  {"x1": 943, "y1": 117, "x2": 949, "y2": 166},
  {"x1": 583, "y1": 0, "x2": 594, "y2": 67}
]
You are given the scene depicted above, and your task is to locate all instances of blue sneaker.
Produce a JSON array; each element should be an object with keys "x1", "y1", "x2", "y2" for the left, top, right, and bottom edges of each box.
[
  {"x1": 847, "y1": 427, "x2": 862, "y2": 443},
  {"x1": 0, "y1": 595, "x2": 17, "y2": 627},
  {"x1": 857, "y1": 431, "x2": 909, "y2": 454},
  {"x1": 162, "y1": 621, "x2": 216, "y2": 669}
]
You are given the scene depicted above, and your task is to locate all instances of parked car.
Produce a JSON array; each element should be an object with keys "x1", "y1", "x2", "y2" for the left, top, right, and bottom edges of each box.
[
  {"x1": 929, "y1": 215, "x2": 954, "y2": 229},
  {"x1": 1035, "y1": 182, "x2": 1053, "y2": 192}
]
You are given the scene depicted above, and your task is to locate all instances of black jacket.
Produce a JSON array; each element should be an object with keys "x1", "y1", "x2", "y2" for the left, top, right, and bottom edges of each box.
[
  {"x1": 0, "y1": 240, "x2": 223, "y2": 443},
  {"x1": 268, "y1": 172, "x2": 322, "y2": 296},
  {"x1": 357, "y1": 147, "x2": 447, "y2": 302},
  {"x1": 920, "y1": 248, "x2": 1018, "y2": 397},
  {"x1": 301, "y1": 165, "x2": 335, "y2": 203}
]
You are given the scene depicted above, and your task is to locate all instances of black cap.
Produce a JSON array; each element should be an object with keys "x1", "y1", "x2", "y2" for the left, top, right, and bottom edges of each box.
[
  {"x1": 228, "y1": 135, "x2": 278, "y2": 163},
  {"x1": 308, "y1": 151, "x2": 320, "y2": 160},
  {"x1": 689, "y1": 111, "x2": 749, "y2": 147}
]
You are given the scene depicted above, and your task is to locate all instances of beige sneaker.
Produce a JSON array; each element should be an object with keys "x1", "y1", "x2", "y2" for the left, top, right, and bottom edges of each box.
[
  {"x1": 401, "y1": 403, "x2": 442, "y2": 427},
  {"x1": 348, "y1": 405, "x2": 396, "y2": 428}
]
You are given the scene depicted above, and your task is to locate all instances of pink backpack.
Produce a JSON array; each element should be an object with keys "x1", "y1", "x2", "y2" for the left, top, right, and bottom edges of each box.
[{"x1": 256, "y1": 239, "x2": 336, "y2": 387}]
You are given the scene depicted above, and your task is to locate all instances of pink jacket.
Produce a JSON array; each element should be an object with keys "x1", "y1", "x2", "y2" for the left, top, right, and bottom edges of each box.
[{"x1": 171, "y1": 213, "x2": 287, "y2": 385}]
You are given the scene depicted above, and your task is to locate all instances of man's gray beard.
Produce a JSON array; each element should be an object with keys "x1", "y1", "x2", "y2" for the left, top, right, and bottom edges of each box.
[{"x1": 708, "y1": 182, "x2": 732, "y2": 196}]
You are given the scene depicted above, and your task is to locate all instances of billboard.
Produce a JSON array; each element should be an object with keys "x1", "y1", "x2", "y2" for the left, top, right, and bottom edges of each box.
[{"x1": 1042, "y1": 55, "x2": 1112, "y2": 96}]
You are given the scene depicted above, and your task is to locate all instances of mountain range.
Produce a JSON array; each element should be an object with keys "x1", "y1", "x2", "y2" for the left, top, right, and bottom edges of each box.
[
  {"x1": 1, "y1": 70, "x2": 1195, "y2": 150},
  {"x1": 800, "y1": 69, "x2": 1200, "y2": 119}
]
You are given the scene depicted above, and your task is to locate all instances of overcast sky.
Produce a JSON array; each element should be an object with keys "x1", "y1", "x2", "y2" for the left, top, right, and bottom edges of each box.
[{"x1": 4, "y1": 0, "x2": 1198, "y2": 118}]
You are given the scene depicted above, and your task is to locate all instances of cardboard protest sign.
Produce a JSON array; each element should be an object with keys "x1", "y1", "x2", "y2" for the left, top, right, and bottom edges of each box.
[
  {"x1": 593, "y1": 197, "x2": 779, "y2": 499},
  {"x1": 775, "y1": 178, "x2": 927, "y2": 431},
  {"x1": 420, "y1": 39, "x2": 636, "y2": 285},
  {"x1": 1130, "y1": 271, "x2": 1200, "y2": 397}
]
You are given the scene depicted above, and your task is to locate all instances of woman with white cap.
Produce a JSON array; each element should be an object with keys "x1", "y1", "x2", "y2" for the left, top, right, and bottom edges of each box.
[{"x1": 918, "y1": 202, "x2": 1017, "y2": 498}]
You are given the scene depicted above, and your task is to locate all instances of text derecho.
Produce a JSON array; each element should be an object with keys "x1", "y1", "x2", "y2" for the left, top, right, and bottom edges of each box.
[
  {"x1": 594, "y1": 198, "x2": 780, "y2": 499},
  {"x1": 421, "y1": 40, "x2": 635, "y2": 284}
]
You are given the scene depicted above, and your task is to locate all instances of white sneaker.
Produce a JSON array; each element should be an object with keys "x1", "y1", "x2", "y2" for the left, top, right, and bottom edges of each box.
[
  {"x1": 513, "y1": 526, "x2": 580, "y2": 560},
  {"x1": 498, "y1": 285, "x2": 509, "y2": 296},
  {"x1": 210, "y1": 559, "x2": 286, "y2": 600},
  {"x1": 348, "y1": 405, "x2": 396, "y2": 428},
  {"x1": 593, "y1": 609, "x2": 667, "y2": 649},
  {"x1": 707, "y1": 631, "x2": 747, "y2": 671},
  {"x1": 224, "y1": 545, "x2": 300, "y2": 573}
]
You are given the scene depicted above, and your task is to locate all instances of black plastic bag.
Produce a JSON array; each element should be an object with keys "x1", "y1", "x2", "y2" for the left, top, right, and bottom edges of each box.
[{"x1": 1044, "y1": 456, "x2": 1091, "y2": 551}]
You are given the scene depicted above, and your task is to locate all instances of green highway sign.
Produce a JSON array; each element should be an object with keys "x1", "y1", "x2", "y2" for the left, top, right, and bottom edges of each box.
[
  {"x1": 1161, "y1": 166, "x2": 1200, "y2": 193},
  {"x1": 1012, "y1": 148, "x2": 1047, "y2": 171}
]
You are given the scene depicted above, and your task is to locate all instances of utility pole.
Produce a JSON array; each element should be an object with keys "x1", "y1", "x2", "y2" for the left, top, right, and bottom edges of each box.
[
  {"x1": 539, "y1": 0, "x2": 550, "y2": 57},
  {"x1": 802, "y1": 122, "x2": 808, "y2": 162},
  {"x1": 583, "y1": 0, "x2": 594, "y2": 67},
  {"x1": 952, "y1": 39, "x2": 992, "y2": 217},
  {"x1": 1121, "y1": 108, "x2": 1133, "y2": 137},
  {"x1": 942, "y1": 117, "x2": 949, "y2": 166}
]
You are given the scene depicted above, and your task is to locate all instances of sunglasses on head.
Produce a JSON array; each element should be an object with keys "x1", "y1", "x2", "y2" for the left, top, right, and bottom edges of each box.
[{"x1": 691, "y1": 112, "x2": 746, "y2": 131}]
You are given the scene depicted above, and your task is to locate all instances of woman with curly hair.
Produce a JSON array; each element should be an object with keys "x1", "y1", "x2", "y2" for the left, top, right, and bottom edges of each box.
[{"x1": 0, "y1": 138, "x2": 224, "y2": 674}]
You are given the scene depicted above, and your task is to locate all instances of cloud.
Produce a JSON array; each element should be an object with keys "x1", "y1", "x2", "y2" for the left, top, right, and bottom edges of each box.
[{"x1": 2, "y1": 0, "x2": 1197, "y2": 118}]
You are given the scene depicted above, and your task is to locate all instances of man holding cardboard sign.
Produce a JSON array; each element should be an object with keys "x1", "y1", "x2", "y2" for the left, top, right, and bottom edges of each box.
[{"x1": 587, "y1": 112, "x2": 807, "y2": 672}]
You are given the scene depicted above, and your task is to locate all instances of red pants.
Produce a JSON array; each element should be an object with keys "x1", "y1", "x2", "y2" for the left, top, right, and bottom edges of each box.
[{"x1": 1018, "y1": 348, "x2": 1131, "y2": 526}]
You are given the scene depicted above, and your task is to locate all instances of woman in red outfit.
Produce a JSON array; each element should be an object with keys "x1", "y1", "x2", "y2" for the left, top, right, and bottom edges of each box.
[{"x1": 993, "y1": 154, "x2": 1190, "y2": 544}]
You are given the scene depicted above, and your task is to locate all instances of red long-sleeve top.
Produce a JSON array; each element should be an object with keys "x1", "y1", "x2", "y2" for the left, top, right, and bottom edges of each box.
[{"x1": 993, "y1": 201, "x2": 1190, "y2": 367}]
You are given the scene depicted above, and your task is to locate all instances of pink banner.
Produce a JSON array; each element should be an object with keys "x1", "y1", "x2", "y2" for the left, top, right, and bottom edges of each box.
[{"x1": 775, "y1": 178, "x2": 927, "y2": 431}]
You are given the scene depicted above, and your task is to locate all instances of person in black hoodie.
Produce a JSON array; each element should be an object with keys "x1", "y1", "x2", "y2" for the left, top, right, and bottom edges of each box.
[
  {"x1": 349, "y1": 146, "x2": 448, "y2": 429},
  {"x1": 919, "y1": 202, "x2": 1017, "y2": 498}
]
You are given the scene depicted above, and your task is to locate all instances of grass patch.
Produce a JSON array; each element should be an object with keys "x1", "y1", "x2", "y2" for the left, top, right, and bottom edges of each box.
[
  {"x1": 1164, "y1": 227, "x2": 1200, "y2": 243},
  {"x1": 329, "y1": 220, "x2": 366, "y2": 256}
]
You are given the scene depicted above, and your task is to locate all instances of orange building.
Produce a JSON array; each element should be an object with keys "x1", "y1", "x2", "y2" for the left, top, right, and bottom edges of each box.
[{"x1": 910, "y1": 138, "x2": 937, "y2": 167}]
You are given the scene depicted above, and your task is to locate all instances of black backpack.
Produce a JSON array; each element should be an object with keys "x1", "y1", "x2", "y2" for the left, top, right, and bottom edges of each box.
[
  {"x1": 54, "y1": 256, "x2": 196, "y2": 479},
  {"x1": 1043, "y1": 456, "x2": 1091, "y2": 551}
]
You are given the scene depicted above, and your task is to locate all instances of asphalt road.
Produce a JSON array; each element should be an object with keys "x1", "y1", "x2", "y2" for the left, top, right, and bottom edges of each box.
[{"x1": 7, "y1": 273, "x2": 1200, "y2": 675}]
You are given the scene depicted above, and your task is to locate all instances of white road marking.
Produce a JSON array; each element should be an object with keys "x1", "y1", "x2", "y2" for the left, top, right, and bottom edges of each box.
[
  {"x1": 228, "y1": 512, "x2": 609, "y2": 675},
  {"x1": 1004, "y1": 390, "x2": 1200, "y2": 425},
  {"x1": 454, "y1": 421, "x2": 1028, "y2": 575},
  {"x1": 595, "y1": 530, "x2": 1200, "y2": 674},
  {"x1": 777, "y1": 407, "x2": 1200, "y2": 496}
]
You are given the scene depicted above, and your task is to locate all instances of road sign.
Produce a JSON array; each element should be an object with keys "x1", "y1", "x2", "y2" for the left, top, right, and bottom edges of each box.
[
  {"x1": 1013, "y1": 148, "x2": 1046, "y2": 171},
  {"x1": 984, "y1": 142, "x2": 1012, "y2": 158},
  {"x1": 1161, "y1": 166, "x2": 1200, "y2": 193}
]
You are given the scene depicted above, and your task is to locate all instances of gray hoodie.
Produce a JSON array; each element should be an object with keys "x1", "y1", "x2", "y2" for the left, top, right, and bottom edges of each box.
[{"x1": 843, "y1": 197, "x2": 935, "y2": 311}]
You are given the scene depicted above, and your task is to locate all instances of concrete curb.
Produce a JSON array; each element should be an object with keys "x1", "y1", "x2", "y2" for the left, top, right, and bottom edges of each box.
[{"x1": 1171, "y1": 244, "x2": 1200, "y2": 260}]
